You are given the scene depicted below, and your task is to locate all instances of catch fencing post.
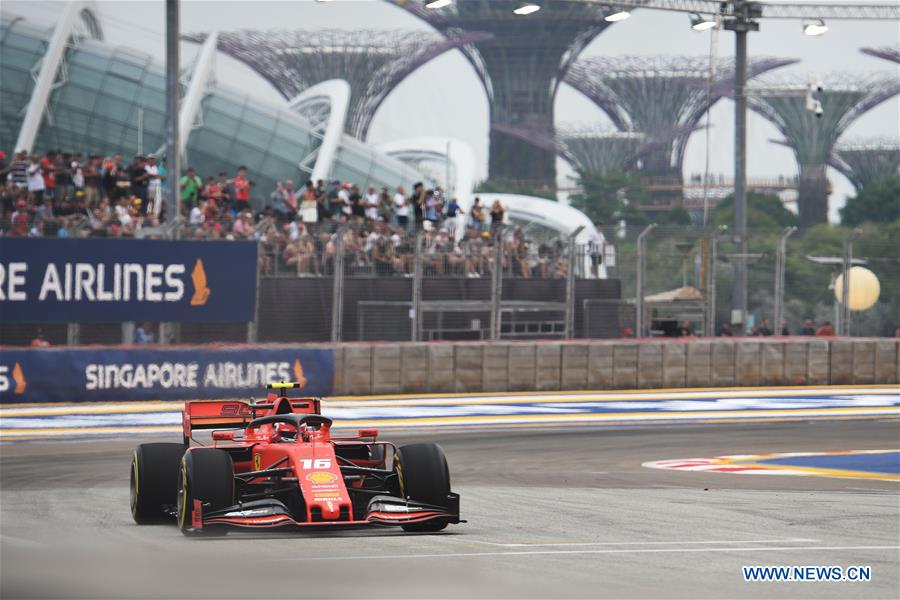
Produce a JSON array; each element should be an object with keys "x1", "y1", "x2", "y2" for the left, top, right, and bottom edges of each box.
[
  {"x1": 773, "y1": 226, "x2": 797, "y2": 337},
  {"x1": 565, "y1": 226, "x2": 585, "y2": 339},
  {"x1": 247, "y1": 240, "x2": 262, "y2": 343},
  {"x1": 635, "y1": 223, "x2": 656, "y2": 338},
  {"x1": 705, "y1": 225, "x2": 727, "y2": 337},
  {"x1": 411, "y1": 231, "x2": 424, "y2": 341},
  {"x1": 331, "y1": 225, "x2": 347, "y2": 343},
  {"x1": 66, "y1": 323, "x2": 79, "y2": 346},
  {"x1": 839, "y1": 227, "x2": 861, "y2": 336},
  {"x1": 490, "y1": 225, "x2": 505, "y2": 340}
]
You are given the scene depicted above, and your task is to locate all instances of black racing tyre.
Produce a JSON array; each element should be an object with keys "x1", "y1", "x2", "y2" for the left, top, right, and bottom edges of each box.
[
  {"x1": 130, "y1": 443, "x2": 186, "y2": 524},
  {"x1": 395, "y1": 443, "x2": 451, "y2": 532},
  {"x1": 176, "y1": 448, "x2": 234, "y2": 536}
]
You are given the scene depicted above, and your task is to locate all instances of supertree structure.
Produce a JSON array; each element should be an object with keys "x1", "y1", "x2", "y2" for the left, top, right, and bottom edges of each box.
[
  {"x1": 182, "y1": 29, "x2": 490, "y2": 140},
  {"x1": 393, "y1": 0, "x2": 616, "y2": 189},
  {"x1": 557, "y1": 127, "x2": 646, "y2": 177},
  {"x1": 861, "y1": 46, "x2": 900, "y2": 64},
  {"x1": 833, "y1": 138, "x2": 900, "y2": 191},
  {"x1": 749, "y1": 74, "x2": 900, "y2": 227},
  {"x1": 564, "y1": 55, "x2": 797, "y2": 181}
]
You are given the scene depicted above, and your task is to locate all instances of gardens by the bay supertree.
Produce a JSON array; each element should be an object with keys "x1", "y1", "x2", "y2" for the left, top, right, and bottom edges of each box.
[
  {"x1": 393, "y1": 0, "x2": 617, "y2": 191},
  {"x1": 563, "y1": 55, "x2": 796, "y2": 206},
  {"x1": 182, "y1": 28, "x2": 489, "y2": 140},
  {"x1": 833, "y1": 138, "x2": 900, "y2": 192},
  {"x1": 748, "y1": 74, "x2": 900, "y2": 227}
]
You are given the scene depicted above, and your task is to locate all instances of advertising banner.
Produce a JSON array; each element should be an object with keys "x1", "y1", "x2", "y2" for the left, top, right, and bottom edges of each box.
[
  {"x1": 0, "y1": 346, "x2": 333, "y2": 403},
  {"x1": 0, "y1": 238, "x2": 257, "y2": 323}
]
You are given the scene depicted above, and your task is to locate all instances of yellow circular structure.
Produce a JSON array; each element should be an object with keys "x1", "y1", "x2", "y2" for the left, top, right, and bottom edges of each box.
[{"x1": 834, "y1": 266, "x2": 880, "y2": 311}]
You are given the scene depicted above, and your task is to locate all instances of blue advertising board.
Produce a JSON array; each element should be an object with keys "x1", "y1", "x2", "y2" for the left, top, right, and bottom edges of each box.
[
  {"x1": 0, "y1": 346, "x2": 333, "y2": 403},
  {"x1": 0, "y1": 238, "x2": 257, "y2": 323}
]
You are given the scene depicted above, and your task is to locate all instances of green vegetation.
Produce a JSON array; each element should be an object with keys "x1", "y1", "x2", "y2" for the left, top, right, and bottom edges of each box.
[{"x1": 840, "y1": 176, "x2": 900, "y2": 226}]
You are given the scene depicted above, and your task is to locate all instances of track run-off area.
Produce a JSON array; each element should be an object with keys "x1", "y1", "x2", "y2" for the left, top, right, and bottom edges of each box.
[{"x1": 1, "y1": 384, "x2": 898, "y2": 598}]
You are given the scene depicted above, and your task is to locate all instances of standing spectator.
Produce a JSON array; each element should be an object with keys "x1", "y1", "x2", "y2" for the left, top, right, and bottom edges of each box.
[
  {"x1": 779, "y1": 320, "x2": 790, "y2": 336},
  {"x1": 83, "y1": 156, "x2": 100, "y2": 206},
  {"x1": 489, "y1": 199, "x2": 504, "y2": 236},
  {"x1": 424, "y1": 189, "x2": 439, "y2": 226},
  {"x1": 799, "y1": 319, "x2": 815, "y2": 335},
  {"x1": 816, "y1": 321, "x2": 835, "y2": 336},
  {"x1": 233, "y1": 166, "x2": 251, "y2": 213},
  {"x1": 350, "y1": 184, "x2": 365, "y2": 224},
  {"x1": 30, "y1": 328, "x2": 51, "y2": 347},
  {"x1": 677, "y1": 320, "x2": 693, "y2": 337},
  {"x1": 365, "y1": 185, "x2": 380, "y2": 221},
  {"x1": 270, "y1": 181, "x2": 289, "y2": 220},
  {"x1": 412, "y1": 182, "x2": 425, "y2": 229},
  {"x1": 283, "y1": 180, "x2": 299, "y2": 216},
  {"x1": 9, "y1": 151, "x2": 29, "y2": 190},
  {"x1": 40, "y1": 150, "x2": 57, "y2": 201},
  {"x1": 129, "y1": 155, "x2": 149, "y2": 211},
  {"x1": 378, "y1": 186, "x2": 392, "y2": 223},
  {"x1": 718, "y1": 322, "x2": 734, "y2": 336},
  {"x1": 134, "y1": 322, "x2": 155, "y2": 344},
  {"x1": 587, "y1": 221, "x2": 606, "y2": 278},
  {"x1": 204, "y1": 175, "x2": 223, "y2": 213},
  {"x1": 470, "y1": 197, "x2": 485, "y2": 232},
  {"x1": 189, "y1": 200, "x2": 207, "y2": 229},
  {"x1": 445, "y1": 196, "x2": 464, "y2": 236},
  {"x1": 26, "y1": 155, "x2": 45, "y2": 201},
  {"x1": 300, "y1": 180, "x2": 318, "y2": 229},
  {"x1": 55, "y1": 152, "x2": 72, "y2": 201},
  {"x1": 217, "y1": 172, "x2": 233, "y2": 212},
  {"x1": 180, "y1": 167, "x2": 202, "y2": 207},
  {"x1": 145, "y1": 155, "x2": 163, "y2": 214},
  {"x1": 71, "y1": 154, "x2": 85, "y2": 199},
  {"x1": 232, "y1": 210, "x2": 254, "y2": 239},
  {"x1": 393, "y1": 185, "x2": 409, "y2": 230},
  {"x1": 759, "y1": 319, "x2": 773, "y2": 336},
  {"x1": 338, "y1": 183, "x2": 352, "y2": 220}
]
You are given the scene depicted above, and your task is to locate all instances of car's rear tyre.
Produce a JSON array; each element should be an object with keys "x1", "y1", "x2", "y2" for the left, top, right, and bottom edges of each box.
[
  {"x1": 131, "y1": 443, "x2": 186, "y2": 524},
  {"x1": 395, "y1": 443, "x2": 451, "y2": 532},
  {"x1": 176, "y1": 448, "x2": 234, "y2": 536}
]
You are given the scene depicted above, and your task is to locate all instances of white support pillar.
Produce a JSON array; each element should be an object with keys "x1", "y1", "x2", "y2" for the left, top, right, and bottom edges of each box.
[
  {"x1": 14, "y1": 1, "x2": 85, "y2": 154},
  {"x1": 288, "y1": 79, "x2": 350, "y2": 182},
  {"x1": 179, "y1": 31, "x2": 218, "y2": 157}
]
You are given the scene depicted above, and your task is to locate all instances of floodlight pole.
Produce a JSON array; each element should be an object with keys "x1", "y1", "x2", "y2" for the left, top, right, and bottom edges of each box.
[
  {"x1": 723, "y1": 1, "x2": 759, "y2": 336},
  {"x1": 773, "y1": 226, "x2": 797, "y2": 336},
  {"x1": 165, "y1": 0, "x2": 180, "y2": 230},
  {"x1": 840, "y1": 228, "x2": 861, "y2": 336},
  {"x1": 635, "y1": 223, "x2": 657, "y2": 338}
]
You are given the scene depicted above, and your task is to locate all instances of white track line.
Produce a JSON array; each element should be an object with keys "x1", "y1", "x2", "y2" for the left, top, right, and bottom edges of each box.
[
  {"x1": 461, "y1": 537, "x2": 819, "y2": 547},
  {"x1": 276, "y1": 545, "x2": 900, "y2": 562}
]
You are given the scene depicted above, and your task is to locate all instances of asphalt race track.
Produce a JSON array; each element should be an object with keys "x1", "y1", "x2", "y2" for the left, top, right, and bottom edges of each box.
[{"x1": 2, "y1": 398, "x2": 899, "y2": 598}]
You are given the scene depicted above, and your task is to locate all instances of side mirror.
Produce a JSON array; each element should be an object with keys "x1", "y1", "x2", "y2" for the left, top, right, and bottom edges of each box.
[{"x1": 212, "y1": 430, "x2": 235, "y2": 441}]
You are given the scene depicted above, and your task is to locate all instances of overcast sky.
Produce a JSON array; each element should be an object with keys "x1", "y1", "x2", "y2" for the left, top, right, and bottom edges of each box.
[{"x1": 7, "y1": 0, "x2": 900, "y2": 221}]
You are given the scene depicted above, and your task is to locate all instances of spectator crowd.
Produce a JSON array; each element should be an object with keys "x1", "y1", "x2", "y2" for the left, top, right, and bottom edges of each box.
[{"x1": 0, "y1": 149, "x2": 574, "y2": 279}]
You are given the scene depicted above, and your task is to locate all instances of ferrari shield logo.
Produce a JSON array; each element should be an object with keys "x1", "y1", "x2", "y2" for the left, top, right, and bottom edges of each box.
[{"x1": 253, "y1": 454, "x2": 261, "y2": 471}]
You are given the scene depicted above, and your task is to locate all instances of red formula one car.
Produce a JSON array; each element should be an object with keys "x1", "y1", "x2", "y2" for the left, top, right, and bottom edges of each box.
[{"x1": 129, "y1": 382, "x2": 461, "y2": 535}]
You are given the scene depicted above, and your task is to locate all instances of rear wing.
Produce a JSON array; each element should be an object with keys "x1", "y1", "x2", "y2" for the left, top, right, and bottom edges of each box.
[
  {"x1": 182, "y1": 395, "x2": 323, "y2": 443},
  {"x1": 182, "y1": 400, "x2": 254, "y2": 443}
]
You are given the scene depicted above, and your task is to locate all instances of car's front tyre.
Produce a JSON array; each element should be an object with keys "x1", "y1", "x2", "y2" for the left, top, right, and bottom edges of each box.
[
  {"x1": 395, "y1": 443, "x2": 452, "y2": 533},
  {"x1": 176, "y1": 448, "x2": 234, "y2": 536}
]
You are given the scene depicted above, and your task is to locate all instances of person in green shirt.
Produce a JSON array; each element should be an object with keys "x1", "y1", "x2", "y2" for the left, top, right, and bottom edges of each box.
[{"x1": 180, "y1": 167, "x2": 202, "y2": 206}]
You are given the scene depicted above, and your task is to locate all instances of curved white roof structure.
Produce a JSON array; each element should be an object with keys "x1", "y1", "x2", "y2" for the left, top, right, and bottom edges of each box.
[
  {"x1": 288, "y1": 79, "x2": 351, "y2": 183},
  {"x1": 376, "y1": 137, "x2": 476, "y2": 199},
  {"x1": 482, "y1": 193, "x2": 597, "y2": 244}
]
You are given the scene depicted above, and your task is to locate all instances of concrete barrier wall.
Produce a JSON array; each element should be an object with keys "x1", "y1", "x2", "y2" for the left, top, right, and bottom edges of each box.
[{"x1": 331, "y1": 338, "x2": 900, "y2": 396}]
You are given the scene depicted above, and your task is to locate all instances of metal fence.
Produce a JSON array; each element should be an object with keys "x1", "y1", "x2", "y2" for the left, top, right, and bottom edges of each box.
[{"x1": 609, "y1": 223, "x2": 899, "y2": 338}]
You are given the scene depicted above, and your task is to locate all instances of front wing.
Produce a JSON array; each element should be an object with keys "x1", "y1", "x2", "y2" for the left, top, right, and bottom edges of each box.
[{"x1": 192, "y1": 494, "x2": 461, "y2": 530}]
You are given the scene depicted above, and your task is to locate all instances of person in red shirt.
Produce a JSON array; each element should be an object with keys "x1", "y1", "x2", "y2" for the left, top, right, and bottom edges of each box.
[
  {"x1": 40, "y1": 151, "x2": 57, "y2": 201},
  {"x1": 31, "y1": 328, "x2": 51, "y2": 347},
  {"x1": 816, "y1": 321, "x2": 835, "y2": 336},
  {"x1": 10, "y1": 199, "x2": 30, "y2": 236},
  {"x1": 232, "y1": 166, "x2": 251, "y2": 214}
]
